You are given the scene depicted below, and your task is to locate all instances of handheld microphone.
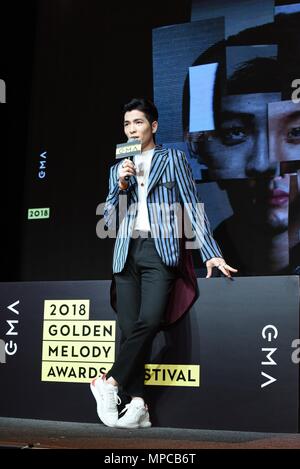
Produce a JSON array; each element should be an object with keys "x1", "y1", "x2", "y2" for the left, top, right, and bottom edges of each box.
[{"x1": 115, "y1": 138, "x2": 141, "y2": 181}]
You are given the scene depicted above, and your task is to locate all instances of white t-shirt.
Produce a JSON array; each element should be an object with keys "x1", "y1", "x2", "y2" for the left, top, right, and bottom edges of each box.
[{"x1": 133, "y1": 148, "x2": 154, "y2": 231}]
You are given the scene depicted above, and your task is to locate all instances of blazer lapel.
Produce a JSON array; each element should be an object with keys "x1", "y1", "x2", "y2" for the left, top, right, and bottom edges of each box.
[{"x1": 147, "y1": 147, "x2": 169, "y2": 196}]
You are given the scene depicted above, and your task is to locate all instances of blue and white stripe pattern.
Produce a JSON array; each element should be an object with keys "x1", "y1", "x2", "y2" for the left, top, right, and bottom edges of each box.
[{"x1": 104, "y1": 147, "x2": 222, "y2": 273}]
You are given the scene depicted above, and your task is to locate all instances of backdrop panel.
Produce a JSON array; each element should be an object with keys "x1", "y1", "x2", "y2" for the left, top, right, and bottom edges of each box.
[{"x1": 0, "y1": 276, "x2": 298, "y2": 432}]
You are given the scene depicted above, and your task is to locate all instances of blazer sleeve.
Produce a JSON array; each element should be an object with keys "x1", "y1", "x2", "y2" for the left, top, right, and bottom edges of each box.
[
  {"x1": 103, "y1": 160, "x2": 130, "y2": 229},
  {"x1": 174, "y1": 150, "x2": 223, "y2": 262}
]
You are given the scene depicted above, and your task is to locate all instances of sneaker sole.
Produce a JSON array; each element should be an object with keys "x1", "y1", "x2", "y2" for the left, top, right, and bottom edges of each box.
[
  {"x1": 115, "y1": 416, "x2": 152, "y2": 429},
  {"x1": 140, "y1": 421, "x2": 152, "y2": 428},
  {"x1": 90, "y1": 380, "x2": 118, "y2": 427},
  {"x1": 115, "y1": 422, "x2": 140, "y2": 429},
  {"x1": 115, "y1": 421, "x2": 152, "y2": 429}
]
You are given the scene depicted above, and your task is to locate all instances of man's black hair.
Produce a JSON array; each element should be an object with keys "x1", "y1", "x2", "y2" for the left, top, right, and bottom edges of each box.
[{"x1": 123, "y1": 98, "x2": 159, "y2": 125}]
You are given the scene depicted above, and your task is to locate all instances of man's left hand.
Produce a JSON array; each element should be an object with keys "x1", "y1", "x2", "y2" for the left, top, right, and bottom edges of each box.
[{"x1": 206, "y1": 257, "x2": 238, "y2": 278}]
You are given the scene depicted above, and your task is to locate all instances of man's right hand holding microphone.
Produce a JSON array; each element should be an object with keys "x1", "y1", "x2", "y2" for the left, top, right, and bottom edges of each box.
[{"x1": 118, "y1": 158, "x2": 136, "y2": 190}]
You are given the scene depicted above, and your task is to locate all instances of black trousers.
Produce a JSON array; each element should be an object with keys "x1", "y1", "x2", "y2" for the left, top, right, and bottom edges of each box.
[{"x1": 107, "y1": 232, "x2": 177, "y2": 397}]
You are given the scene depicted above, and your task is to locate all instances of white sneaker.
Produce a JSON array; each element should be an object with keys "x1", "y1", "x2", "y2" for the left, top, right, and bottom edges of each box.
[
  {"x1": 90, "y1": 375, "x2": 120, "y2": 427},
  {"x1": 115, "y1": 400, "x2": 152, "y2": 429}
]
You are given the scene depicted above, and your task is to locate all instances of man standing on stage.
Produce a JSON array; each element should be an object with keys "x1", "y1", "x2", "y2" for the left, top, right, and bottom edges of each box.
[{"x1": 91, "y1": 97, "x2": 237, "y2": 429}]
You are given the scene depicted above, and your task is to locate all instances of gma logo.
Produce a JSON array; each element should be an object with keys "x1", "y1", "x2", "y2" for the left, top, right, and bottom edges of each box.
[{"x1": 116, "y1": 143, "x2": 141, "y2": 155}]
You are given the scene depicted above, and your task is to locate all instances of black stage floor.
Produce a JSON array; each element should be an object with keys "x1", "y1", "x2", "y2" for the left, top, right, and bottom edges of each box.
[{"x1": 0, "y1": 417, "x2": 299, "y2": 449}]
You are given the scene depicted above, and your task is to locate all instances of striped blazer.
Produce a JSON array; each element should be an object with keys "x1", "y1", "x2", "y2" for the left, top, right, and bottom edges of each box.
[{"x1": 104, "y1": 146, "x2": 222, "y2": 274}]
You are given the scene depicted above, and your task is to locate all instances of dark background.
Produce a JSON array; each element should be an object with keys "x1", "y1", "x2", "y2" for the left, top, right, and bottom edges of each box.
[
  {"x1": 2, "y1": 0, "x2": 191, "y2": 282},
  {"x1": 2, "y1": 0, "x2": 299, "y2": 283},
  {"x1": 1, "y1": 2, "x2": 38, "y2": 281}
]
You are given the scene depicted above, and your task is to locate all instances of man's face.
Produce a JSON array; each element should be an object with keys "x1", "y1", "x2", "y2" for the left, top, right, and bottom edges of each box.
[
  {"x1": 204, "y1": 93, "x2": 280, "y2": 179},
  {"x1": 124, "y1": 109, "x2": 157, "y2": 151},
  {"x1": 268, "y1": 100, "x2": 300, "y2": 164},
  {"x1": 202, "y1": 93, "x2": 300, "y2": 232}
]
